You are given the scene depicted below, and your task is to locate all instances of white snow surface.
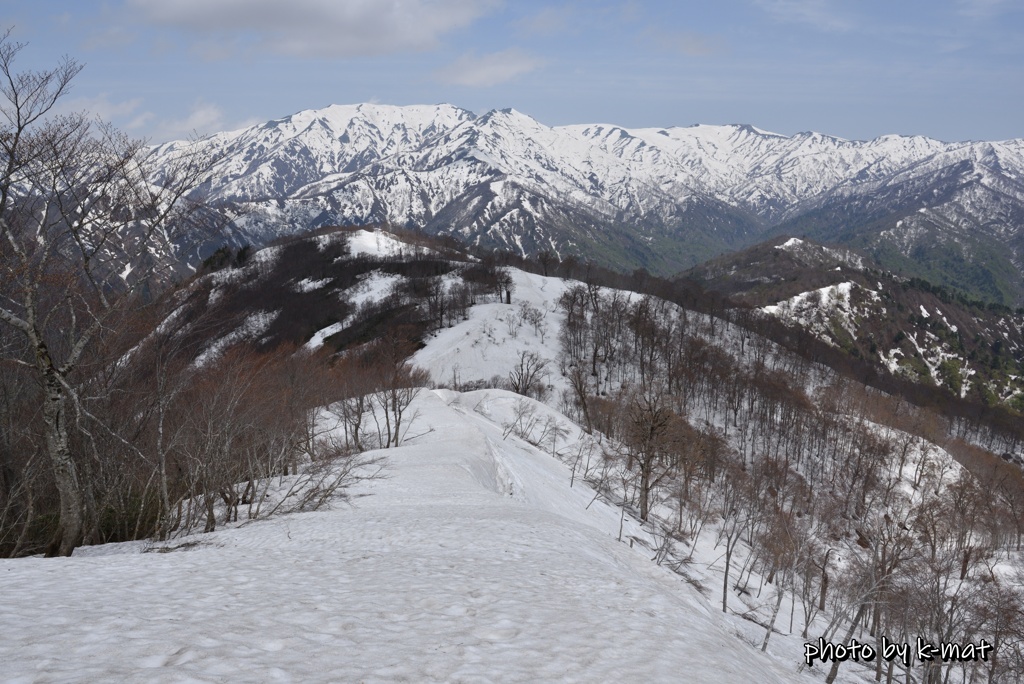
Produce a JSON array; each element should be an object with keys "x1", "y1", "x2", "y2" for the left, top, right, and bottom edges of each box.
[
  {"x1": 304, "y1": 321, "x2": 345, "y2": 350},
  {"x1": 193, "y1": 310, "x2": 279, "y2": 368},
  {"x1": 347, "y1": 228, "x2": 431, "y2": 258},
  {"x1": 0, "y1": 389, "x2": 812, "y2": 683},
  {"x1": 303, "y1": 269, "x2": 403, "y2": 351},
  {"x1": 414, "y1": 269, "x2": 568, "y2": 392},
  {"x1": 294, "y1": 277, "x2": 332, "y2": 293},
  {"x1": 761, "y1": 281, "x2": 865, "y2": 344},
  {"x1": 151, "y1": 103, "x2": 1024, "y2": 258}
]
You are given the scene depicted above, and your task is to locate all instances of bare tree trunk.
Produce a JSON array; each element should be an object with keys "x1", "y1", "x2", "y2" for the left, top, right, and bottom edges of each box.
[
  {"x1": 640, "y1": 457, "x2": 652, "y2": 521},
  {"x1": 42, "y1": 368, "x2": 84, "y2": 557},
  {"x1": 761, "y1": 583, "x2": 786, "y2": 652},
  {"x1": 156, "y1": 400, "x2": 173, "y2": 541},
  {"x1": 825, "y1": 602, "x2": 867, "y2": 684},
  {"x1": 819, "y1": 550, "x2": 832, "y2": 612},
  {"x1": 723, "y1": 542, "x2": 733, "y2": 613}
]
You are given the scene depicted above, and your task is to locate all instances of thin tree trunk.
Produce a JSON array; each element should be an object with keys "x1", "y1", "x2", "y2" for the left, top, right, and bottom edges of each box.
[
  {"x1": 723, "y1": 541, "x2": 734, "y2": 613},
  {"x1": 42, "y1": 368, "x2": 84, "y2": 557},
  {"x1": 157, "y1": 401, "x2": 172, "y2": 541},
  {"x1": 12, "y1": 479, "x2": 35, "y2": 557},
  {"x1": 761, "y1": 583, "x2": 787, "y2": 652},
  {"x1": 819, "y1": 550, "x2": 832, "y2": 611},
  {"x1": 825, "y1": 602, "x2": 867, "y2": 684},
  {"x1": 640, "y1": 457, "x2": 651, "y2": 521}
]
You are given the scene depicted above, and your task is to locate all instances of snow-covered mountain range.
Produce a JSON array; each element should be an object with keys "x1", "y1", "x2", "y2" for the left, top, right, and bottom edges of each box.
[{"x1": 161, "y1": 103, "x2": 1024, "y2": 302}]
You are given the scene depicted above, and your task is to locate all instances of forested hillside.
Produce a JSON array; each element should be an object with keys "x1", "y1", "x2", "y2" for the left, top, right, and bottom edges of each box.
[{"x1": 5, "y1": 221, "x2": 1024, "y2": 681}]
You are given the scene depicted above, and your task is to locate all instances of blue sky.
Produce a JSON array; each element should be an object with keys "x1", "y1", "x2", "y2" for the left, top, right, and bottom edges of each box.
[{"x1": 5, "y1": 0, "x2": 1023, "y2": 143}]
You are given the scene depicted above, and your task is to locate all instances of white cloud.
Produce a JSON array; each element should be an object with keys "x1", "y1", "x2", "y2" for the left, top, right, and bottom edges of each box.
[
  {"x1": 517, "y1": 6, "x2": 574, "y2": 36},
  {"x1": 127, "y1": 0, "x2": 498, "y2": 58},
  {"x1": 50, "y1": 94, "x2": 171, "y2": 140},
  {"x1": 52, "y1": 91, "x2": 264, "y2": 144},
  {"x1": 60, "y1": 94, "x2": 145, "y2": 121},
  {"x1": 436, "y1": 49, "x2": 545, "y2": 87},
  {"x1": 956, "y1": 0, "x2": 1012, "y2": 18},
  {"x1": 125, "y1": 112, "x2": 157, "y2": 131},
  {"x1": 753, "y1": 0, "x2": 855, "y2": 32},
  {"x1": 82, "y1": 25, "x2": 139, "y2": 52},
  {"x1": 150, "y1": 100, "x2": 229, "y2": 141}
]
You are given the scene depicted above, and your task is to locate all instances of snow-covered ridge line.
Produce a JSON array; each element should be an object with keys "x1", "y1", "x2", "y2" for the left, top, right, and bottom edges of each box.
[
  {"x1": 0, "y1": 387, "x2": 814, "y2": 683},
  {"x1": 151, "y1": 103, "x2": 1024, "y2": 283},
  {"x1": 175, "y1": 102, "x2": 1024, "y2": 213}
]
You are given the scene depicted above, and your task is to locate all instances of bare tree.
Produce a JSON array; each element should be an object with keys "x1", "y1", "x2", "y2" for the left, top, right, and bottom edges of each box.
[
  {"x1": 715, "y1": 460, "x2": 750, "y2": 614},
  {"x1": 367, "y1": 334, "x2": 429, "y2": 448},
  {"x1": 496, "y1": 267, "x2": 514, "y2": 304},
  {"x1": 536, "y1": 249, "x2": 555, "y2": 277},
  {"x1": 625, "y1": 391, "x2": 679, "y2": 522},
  {"x1": 0, "y1": 34, "x2": 214, "y2": 555},
  {"x1": 508, "y1": 350, "x2": 549, "y2": 400}
]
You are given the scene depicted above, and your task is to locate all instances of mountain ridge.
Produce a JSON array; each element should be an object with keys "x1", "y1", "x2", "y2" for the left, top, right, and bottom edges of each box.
[{"x1": 159, "y1": 102, "x2": 1024, "y2": 302}]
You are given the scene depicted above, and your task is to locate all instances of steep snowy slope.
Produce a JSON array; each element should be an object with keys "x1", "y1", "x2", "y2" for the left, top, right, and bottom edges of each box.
[
  {"x1": 0, "y1": 389, "x2": 814, "y2": 683},
  {"x1": 559, "y1": 123, "x2": 953, "y2": 220},
  {"x1": 412, "y1": 267, "x2": 569, "y2": 394},
  {"x1": 158, "y1": 103, "x2": 475, "y2": 202}
]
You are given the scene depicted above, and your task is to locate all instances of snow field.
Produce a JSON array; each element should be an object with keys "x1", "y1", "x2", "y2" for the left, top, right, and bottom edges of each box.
[
  {"x1": 4, "y1": 253, "x2": 957, "y2": 683},
  {"x1": 346, "y1": 229, "x2": 432, "y2": 259},
  {"x1": 413, "y1": 270, "x2": 569, "y2": 396},
  {"x1": 0, "y1": 389, "x2": 813, "y2": 683},
  {"x1": 410, "y1": 266, "x2": 978, "y2": 683}
]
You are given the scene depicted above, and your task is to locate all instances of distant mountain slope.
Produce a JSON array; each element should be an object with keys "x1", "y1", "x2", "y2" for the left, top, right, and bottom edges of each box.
[
  {"x1": 685, "y1": 236, "x2": 1024, "y2": 405},
  {"x1": 158, "y1": 104, "x2": 1024, "y2": 301}
]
